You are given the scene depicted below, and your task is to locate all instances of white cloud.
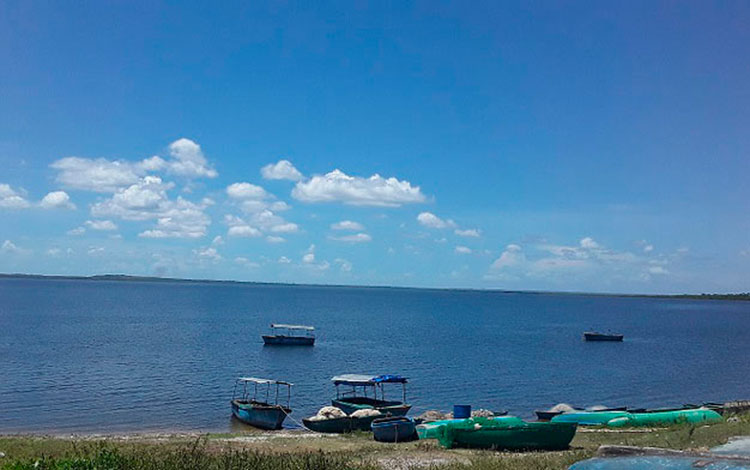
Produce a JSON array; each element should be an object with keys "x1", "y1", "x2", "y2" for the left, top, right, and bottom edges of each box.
[
  {"x1": 644, "y1": 244, "x2": 654, "y2": 253},
  {"x1": 0, "y1": 184, "x2": 31, "y2": 209},
  {"x1": 302, "y1": 253, "x2": 315, "y2": 263},
  {"x1": 261, "y1": 159, "x2": 303, "y2": 181},
  {"x1": 491, "y1": 244, "x2": 525, "y2": 269},
  {"x1": 648, "y1": 266, "x2": 669, "y2": 275},
  {"x1": 292, "y1": 169, "x2": 426, "y2": 207},
  {"x1": 329, "y1": 232, "x2": 372, "y2": 243},
  {"x1": 87, "y1": 246, "x2": 105, "y2": 256},
  {"x1": 579, "y1": 237, "x2": 600, "y2": 249},
  {"x1": 455, "y1": 228, "x2": 481, "y2": 238},
  {"x1": 51, "y1": 157, "x2": 145, "y2": 192},
  {"x1": 455, "y1": 246, "x2": 472, "y2": 254},
  {"x1": 234, "y1": 257, "x2": 260, "y2": 268},
  {"x1": 334, "y1": 258, "x2": 353, "y2": 272},
  {"x1": 278, "y1": 256, "x2": 292, "y2": 264},
  {"x1": 269, "y1": 222, "x2": 299, "y2": 233},
  {"x1": 228, "y1": 225, "x2": 262, "y2": 238},
  {"x1": 1, "y1": 240, "x2": 30, "y2": 254},
  {"x1": 266, "y1": 235, "x2": 285, "y2": 243},
  {"x1": 166, "y1": 138, "x2": 217, "y2": 178},
  {"x1": 226, "y1": 182, "x2": 269, "y2": 200},
  {"x1": 67, "y1": 227, "x2": 86, "y2": 236},
  {"x1": 417, "y1": 212, "x2": 456, "y2": 229},
  {"x1": 331, "y1": 220, "x2": 364, "y2": 231},
  {"x1": 91, "y1": 176, "x2": 211, "y2": 239},
  {"x1": 39, "y1": 191, "x2": 76, "y2": 210},
  {"x1": 85, "y1": 220, "x2": 118, "y2": 231},
  {"x1": 193, "y1": 246, "x2": 221, "y2": 262},
  {"x1": 212, "y1": 235, "x2": 224, "y2": 245}
]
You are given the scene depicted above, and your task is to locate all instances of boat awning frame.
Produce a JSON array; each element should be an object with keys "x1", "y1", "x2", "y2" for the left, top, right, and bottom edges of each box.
[
  {"x1": 332, "y1": 374, "x2": 408, "y2": 386},
  {"x1": 270, "y1": 323, "x2": 315, "y2": 331},
  {"x1": 236, "y1": 377, "x2": 294, "y2": 386}
]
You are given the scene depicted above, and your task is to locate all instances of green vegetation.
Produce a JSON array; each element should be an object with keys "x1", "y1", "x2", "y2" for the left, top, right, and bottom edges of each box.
[{"x1": 2, "y1": 414, "x2": 750, "y2": 470}]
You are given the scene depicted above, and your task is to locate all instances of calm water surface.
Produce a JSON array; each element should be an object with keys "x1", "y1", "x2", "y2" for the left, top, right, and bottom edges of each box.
[{"x1": 1, "y1": 278, "x2": 748, "y2": 433}]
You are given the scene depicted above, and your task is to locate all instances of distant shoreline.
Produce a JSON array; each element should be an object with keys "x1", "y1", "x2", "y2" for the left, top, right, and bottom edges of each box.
[{"x1": 1, "y1": 272, "x2": 748, "y2": 301}]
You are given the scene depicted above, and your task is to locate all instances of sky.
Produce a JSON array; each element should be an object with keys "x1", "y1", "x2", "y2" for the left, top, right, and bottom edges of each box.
[{"x1": 1, "y1": 1, "x2": 749, "y2": 294}]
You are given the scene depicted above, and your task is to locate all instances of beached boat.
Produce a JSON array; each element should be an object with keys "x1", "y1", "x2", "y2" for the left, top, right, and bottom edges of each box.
[
  {"x1": 535, "y1": 406, "x2": 626, "y2": 421},
  {"x1": 230, "y1": 377, "x2": 292, "y2": 430},
  {"x1": 262, "y1": 324, "x2": 315, "y2": 346},
  {"x1": 371, "y1": 416, "x2": 417, "y2": 442},
  {"x1": 583, "y1": 331, "x2": 624, "y2": 342},
  {"x1": 417, "y1": 416, "x2": 577, "y2": 450},
  {"x1": 331, "y1": 374, "x2": 411, "y2": 416},
  {"x1": 551, "y1": 406, "x2": 723, "y2": 427},
  {"x1": 302, "y1": 414, "x2": 381, "y2": 433}
]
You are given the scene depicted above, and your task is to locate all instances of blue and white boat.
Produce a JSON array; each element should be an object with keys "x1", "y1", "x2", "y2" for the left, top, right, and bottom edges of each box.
[
  {"x1": 331, "y1": 374, "x2": 411, "y2": 416},
  {"x1": 262, "y1": 324, "x2": 315, "y2": 346},
  {"x1": 230, "y1": 377, "x2": 292, "y2": 430}
]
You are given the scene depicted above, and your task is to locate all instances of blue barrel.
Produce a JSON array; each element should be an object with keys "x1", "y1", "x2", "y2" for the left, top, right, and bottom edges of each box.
[{"x1": 453, "y1": 404, "x2": 471, "y2": 419}]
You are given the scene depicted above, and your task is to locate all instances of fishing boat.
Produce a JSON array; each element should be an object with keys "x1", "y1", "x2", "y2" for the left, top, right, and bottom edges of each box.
[
  {"x1": 331, "y1": 374, "x2": 411, "y2": 416},
  {"x1": 371, "y1": 416, "x2": 417, "y2": 442},
  {"x1": 230, "y1": 377, "x2": 292, "y2": 430},
  {"x1": 302, "y1": 414, "x2": 380, "y2": 434},
  {"x1": 417, "y1": 416, "x2": 577, "y2": 450},
  {"x1": 262, "y1": 324, "x2": 315, "y2": 346},
  {"x1": 583, "y1": 331, "x2": 624, "y2": 342},
  {"x1": 551, "y1": 406, "x2": 723, "y2": 428}
]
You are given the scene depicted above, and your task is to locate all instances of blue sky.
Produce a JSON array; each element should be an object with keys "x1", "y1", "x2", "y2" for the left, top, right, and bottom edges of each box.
[{"x1": 1, "y1": 1, "x2": 748, "y2": 293}]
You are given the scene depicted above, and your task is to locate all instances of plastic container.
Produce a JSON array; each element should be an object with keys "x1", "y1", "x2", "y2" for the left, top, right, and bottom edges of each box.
[{"x1": 453, "y1": 404, "x2": 471, "y2": 419}]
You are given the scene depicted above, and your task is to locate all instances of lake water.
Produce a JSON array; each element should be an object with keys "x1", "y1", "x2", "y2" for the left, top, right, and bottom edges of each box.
[{"x1": 1, "y1": 277, "x2": 748, "y2": 433}]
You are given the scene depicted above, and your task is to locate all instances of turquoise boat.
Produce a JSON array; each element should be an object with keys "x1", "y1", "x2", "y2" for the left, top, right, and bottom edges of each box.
[
  {"x1": 551, "y1": 407, "x2": 723, "y2": 428},
  {"x1": 330, "y1": 374, "x2": 411, "y2": 417},
  {"x1": 417, "y1": 416, "x2": 577, "y2": 450},
  {"x1": 230, "y1": 377, "x2": 292, "y2": 430}
]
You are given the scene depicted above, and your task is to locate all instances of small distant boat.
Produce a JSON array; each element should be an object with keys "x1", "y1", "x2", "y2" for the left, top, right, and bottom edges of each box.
[
  {"x1": 371, "y1": 416, "x2": 417, "y2": 442},
  {"x1": 262, "y1": 324, "x2": 315, "y2": 346},
  {"x1": 331, "y1": 374, "x2": 411, "y2": 416},
  {"x1": 417, "y1": 416, "x2": 577, "y2": 450},
  {"x1": 230, "y1": 377, "x2": 292, "y2": 430},
  {"x1": 583, "y1": 331, "x2": 624, "y2": 342}
]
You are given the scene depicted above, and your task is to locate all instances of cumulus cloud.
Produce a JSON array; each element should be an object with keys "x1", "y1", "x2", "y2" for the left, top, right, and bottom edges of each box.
[
  {"x1": 0, "y1": 184, "x2": 31, "y2": 209},
  {"x1": 226, "y1": 182, "x2": 269, "y2": 200},
  {"x1": 90, "y1": 176, "x2": 211, "y2": 238},
  {"x1": 67, "y1": 227, "x2": 86, "y2": 236},
  {"x1": 455, "y1": 246, "x2": 472, "y2": 254},
  {"x1": 331, "y1": 220, "x2": 364, "y2": 231},
  {"x1": 1, "y1": 240, "x2": 30, "y2": 254},
  {"x1": 292, "y1": 169, "x2": 426, "y2": 207},
  {"x1": 39, "y1": 191, "x2": 76, "y2": 210},
  {"x1": 261, "y1": 159, "x2": 303, "y2": 181},
  {"x1": 455, "y1": 228, "x2": 481, "y2": 238},
  {"x1": 234, "y1": 256, "x2": 260, "y2": 268},
  {"x1": 266, "y1": 235, "x2": 285, "y2": 243},
  {"x1": 491, "y1": 244, "x2": 525, "y2": 269},
  {"x1": 278, "y1": 256, "x2": 292, "y2": 264},
  {"x1": 193, "y1": 246, "x2": 221, "y2": 262},
  {"x1": 334, "y1": 258, "x2": 353, "y2": 272},
  {"x1": 51, "y1": 157, "x2": 146, "y2": 192},
  {"x1": 228, "y1": 225, "x2": 262, "y2": 238},
  {"x1": 167, "y1": 138, "x2": 217, "y2": 178},
  {"x1": 417, "y1": 212, "x2": 456, "y2": 229},
  {"x1": 329, "y1": 233, "x2": 372, "y2": 243},
  {"x1": 85, "y1": 220, "x2": 118, "y2": 231},
  {"x1": 579, "y1": 237, "x2": 600, "y2": 249}
]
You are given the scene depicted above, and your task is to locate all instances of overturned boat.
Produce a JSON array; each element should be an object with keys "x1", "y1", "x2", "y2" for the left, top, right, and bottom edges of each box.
[
  {"x1": 551, "y1": 406, "x2": 723, "y2": 427},
  {"x1": 417, "y1": 416, "x2": 577, "y2": 450}
]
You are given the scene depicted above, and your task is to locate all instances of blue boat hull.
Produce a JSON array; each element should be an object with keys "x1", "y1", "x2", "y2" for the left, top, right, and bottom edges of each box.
[
  {"x1": 371, "y1": 417, "x2": 417, "y2": 442},
  {"x1": 262, "y1": 335, "x2": 315, "y2": 346},
  {"x1": 231, "y1": 400, "x2": 289, "y2": 430}
]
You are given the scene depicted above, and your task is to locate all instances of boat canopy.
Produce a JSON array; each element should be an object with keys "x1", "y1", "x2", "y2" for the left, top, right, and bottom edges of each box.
[
  {"x1": 270, "y1": 323, "x2": 315, "y2": 331},
  {"x1": 237, "y1": 377, "x2": 293, "y2": 386},
  {"x1": 332, "y1": 374, "x2": 408, "y2": 386}
]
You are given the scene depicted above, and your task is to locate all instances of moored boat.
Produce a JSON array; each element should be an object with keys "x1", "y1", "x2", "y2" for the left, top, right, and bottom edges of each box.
[
  {"x1": 371, "y1": 416, "x2": 417, "y2": 442},
  {"x1": 230, "y1": 377, "x2": 292, "y2": 430},
  {"x1": 331, "y1": 374, "x2": 411, "y2": 416},
  {"x1": 583, "y1": 331, "x2": 624, "y2": 342},
  {"x1": 302, "y1": 414, "x2": 381, "y2": 433},
  {"x1": 262, "y1": 324, "x2": 315, "y2": 346},
  {"x1": 417, "y1": 416, "x2": 577, "y2": 450}
]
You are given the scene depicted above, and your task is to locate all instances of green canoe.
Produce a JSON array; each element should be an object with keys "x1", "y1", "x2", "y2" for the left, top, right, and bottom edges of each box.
[
  {"x1": 551, "y1": 407, "x2": 723, "y2": 428},
  {"x1": 417, "y1": 416, "x2": 577, "y2": 450}
]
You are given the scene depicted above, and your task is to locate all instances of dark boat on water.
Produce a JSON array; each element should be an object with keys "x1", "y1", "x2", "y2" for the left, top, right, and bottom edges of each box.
[
  {"x1": 262, "y1": 324, "x2": 315, "y2": 346},
  {"x1": 583, "y1": 331, "x2": 624, "y2": 342},
  {"x1": 331, "y1": 374, "x2": 411, "y2": 416},
  {"x1": 230, "y1": 377, "x2": 292, "y2": 430}
]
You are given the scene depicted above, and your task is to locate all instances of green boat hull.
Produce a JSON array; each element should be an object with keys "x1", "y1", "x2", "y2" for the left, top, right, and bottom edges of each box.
[
  {"x1": 551, "y1": 408, "x2": 723, "y2": 428},
  {"x1": 417, "y1": 417, "x2": 577, "y2": 450}
]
